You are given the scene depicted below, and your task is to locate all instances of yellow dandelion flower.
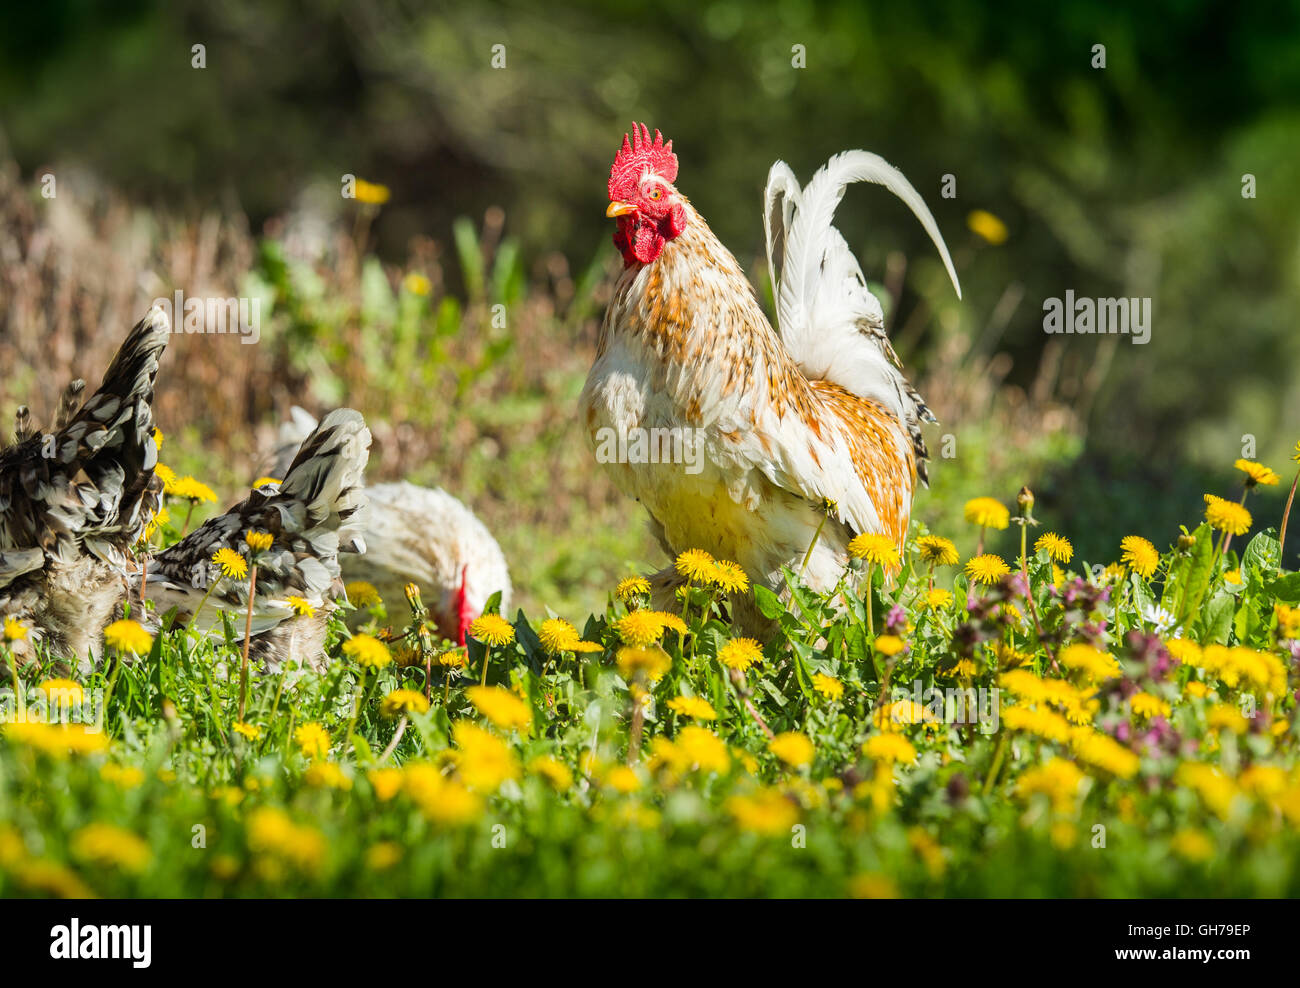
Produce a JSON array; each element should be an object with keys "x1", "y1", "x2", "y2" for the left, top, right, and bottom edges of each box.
[
  {"x1": 1276, "y1": 604, "x2": 1300, "y2": 638},
  {"x1": 1059, "y1": 643, "x2": 1121, "y2": 681},
  {"x1": 915, "y1": 535, "x2": 959, "y2": 566},
  {"x1": 616, "y1": 645, "x2": 672, "y2": 683},
  {"x1": 964, "y1": 496, "x2": 1010, "y2": 530},
  {"x1": 402, "y1": 272, "x2": 431, "y2": 296},
  {"x1": 353, "y1": 178, "x2": 391, "y2": 205},
  {"x1": 465, "y1": 685, "x2": 531, "y2": 730},
  {"x1": 1017, "y1": 758, "x2": 1084, "y2": 810},
  {"x1": 675, "y1": 548, "x2": 717, "y2": 583},
  {"x1": 169, "y1": 476, "x2": 217, "y2": 503},
  {"x1": 367, "y1": 767, "x2": 403, "y2": 801},
  {"x1": 3, "y1": 616, "x2": 28, "y2": 642},
  {"x1": 1119, "y1": 535, "x2": 1160, "y2": 578},
  {"x1": 849, "y1": 533, "x2": 900, "y2": 568},
  {"x1": 294, "y1": 723, "x2": 331, "y2": 759},
  {"x1": 366, "y1": 841, "x2": 403, "y2": 871},
  {"x1": 921, "y1": 587, "x2": 954, "y2": 610},
  {"x1": 451, "y1": 721, "x2": 520, "y2": 791},
  {"x1": 667, "y1": 695, "x2": 717, "y2": 720},
  {"x1": 811, "y1": 673, "x2": 844, "y2": 700},
  {"x1": 1204, "y1": 496, "x2": 1251, "y2": 536},
  {"x1": 727, "y1": 788, "x2": 799, "y2": 835},
  {"x1": 1130, "y1": 691, "x2": 1171, "y2": 719},
  {"x1": 605, "y1": 766, "x2": 642, "y2": 793},
  {"x1": 232, "y1": 721, "x2": 262, "y2": 741},
  {"x1": 965, "y1": 553, "x2": 1010, "y2": 585},
  {"x1": 528, "y1": 756, "x2": 574, "y2": 790},
  {"x1": 100, "y1": 762, "x2": 145, "y2": 789},
  {"x1": 71, "y1": 823, "x2": 151, "y2": 873},
  {"x1": 103, "y1": 619, "x2": 153, "y2": 654},
  {"x1": 537, "y1": 618, "x2": 581, "y2": 654},
  {"x1": 1034, "y1": 532, "x2": 1073, "y2": 563},
  {"x1": 708, "y1": 559, "x2": 750, "y2": 594},
  {"x1": 1070, "y1": 726, "x2": 1140, "y2": 778},
  {"x1": 863, "y1": 733, "x2": 917, "y2": 764},
  {"x1": 717, "y1": 637, "x2": 763, "y2": 671},
  {"x1": 244, "y1": 530, "x2": 273, "y2": 554},
  {"x1": 1169, "y1": 829, "x2": 1215, "y2": 863},
  {"x1": 1234, "y1": 458, "x2": 1280, "y2": 487},
  {"x1": 1165, "y1": 637, "x2": 1202, "y2": 665},
  {"x1": 874, "y1": 634, "x2": 906, "y2": 656},
  {"x1": 211, "y1": 547, "x2": 248, "y2": 580},
  {"x1": 616, "y1": 609, "x2": 665, "y2": 648},
  {"x1": 467, "y1": 613, "x2": 515, "y2": 647},
  {"x1": 967, "y1": 209, "x2": 1008, "y2": 245},
  {"x1": 615, "y1": 576, "x2": 651, "y2": 603},
  {"x1": 304, "y1": 761, "x2": 352, "y2": 790},
  {"x1": 345, "y1": 581, "x2": 382, "y2": 607},
  {"x1": 37, "y1": 678, "x2": 84, "y2": 703},
  {"x1": 382, "y1": 689, "x2": 431, "y2": 719},
  {"x1": 769, "y1": 731, "x2": 815, "y2": 767},
  {"x1": 343, "y1": 633, "x2": 392, "y2": 670},
  {"x1": 1003, "y1": 705, "x2": 1073, "y2": 744},
  {"x1": 284, "y1": 595, "x2": 315, "y2": 617}
]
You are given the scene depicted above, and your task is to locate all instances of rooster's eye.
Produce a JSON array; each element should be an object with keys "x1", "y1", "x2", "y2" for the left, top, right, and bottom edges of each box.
[{"x1": 647, "y1": 188, "x2": 663, "y2": 201}]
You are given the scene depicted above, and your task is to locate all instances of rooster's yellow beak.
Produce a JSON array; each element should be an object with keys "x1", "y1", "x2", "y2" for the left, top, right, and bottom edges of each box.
[{"x1": 606, "y1": 201, "x2": 637, "y2": 218}]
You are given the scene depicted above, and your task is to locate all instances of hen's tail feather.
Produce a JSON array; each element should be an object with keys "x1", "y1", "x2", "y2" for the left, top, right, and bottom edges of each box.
[
  {"x1": 52, "y1": 380, "x2": 87, "y2": 431},
  {"x1": 276, "y1": 408, "x2": 371, "y2": 549},
  {"x1": 147, "y1": 409, "x2": 372, "y2": 630},
  {"x1": 763, "y1": 151, "x2": 960, "y2": 486},
  {"x1": 55, "y1": 305, "x2": 170, "y2": 550}
]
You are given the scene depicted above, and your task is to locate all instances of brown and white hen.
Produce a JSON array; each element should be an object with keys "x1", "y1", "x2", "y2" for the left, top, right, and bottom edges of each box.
[{"x1": 581, "y1": 125, "x2": 961, "y2": 624}]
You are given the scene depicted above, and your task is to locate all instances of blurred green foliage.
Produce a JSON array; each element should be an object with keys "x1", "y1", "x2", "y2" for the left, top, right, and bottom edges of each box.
[{"x1": 2, "y1": 0, "x2": 1299, "y2": 572}]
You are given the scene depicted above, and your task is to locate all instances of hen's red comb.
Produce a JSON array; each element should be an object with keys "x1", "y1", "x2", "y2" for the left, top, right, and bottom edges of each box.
[{"x1": 608, "y1": 123, "x2": 677, "y2": 201}]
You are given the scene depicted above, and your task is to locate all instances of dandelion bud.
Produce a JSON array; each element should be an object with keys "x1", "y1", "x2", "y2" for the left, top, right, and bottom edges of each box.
[
  {"x1": 1178, "y1": 533, "x2": 1196, "y2": 552},
  {"x1": 1016, "y1": 486, "x2": 1035, "y2": 514}
]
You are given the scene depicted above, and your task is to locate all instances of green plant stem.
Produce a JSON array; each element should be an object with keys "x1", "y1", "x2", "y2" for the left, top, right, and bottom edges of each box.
[
  {"x1": 865, "y1": 563, "x2": 875, "y2": 639},
  {"x1": 185, "y1": 574, "x2": 226, "y2": 635},
  {"x1": 238, "y1": 565, "x2": 257, "y2": 722},
  {"x1": 800, "y1": 513, "x2": 829, "y2": 577},
  {"x1": 982, "y1": 732, "x2": 1009, "y2": 796},
  {"x1": 1279, "y1": 469, "x2": 1299, "y2": 573}
]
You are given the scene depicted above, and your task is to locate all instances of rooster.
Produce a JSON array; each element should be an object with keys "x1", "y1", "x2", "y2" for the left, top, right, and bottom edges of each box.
[
  {"x1": 264, "y1": 408, "x2": 512, "y2": 645},
  {"x1": 142, "y1": 409, "x2": 371, "y2": 672},
  {"x1": 581, "y1": 125, "x2": 961, "y2": 624},
  {"x1": 0, "y1": 306, "x2": 169, "y2": 667}
]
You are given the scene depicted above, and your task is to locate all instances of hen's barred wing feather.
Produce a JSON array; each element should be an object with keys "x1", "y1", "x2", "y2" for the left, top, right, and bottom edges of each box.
[
  {"x1": 763, "y1": 151, "x2": 960, "y2": 485},
  {"x1": 145, "y1": 409, "x2": 371, "y2": 648}
]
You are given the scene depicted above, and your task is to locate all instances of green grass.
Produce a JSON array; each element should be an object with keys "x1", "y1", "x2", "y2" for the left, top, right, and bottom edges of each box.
[{"x1": 2, "y1": 495, "x2": 1299, "y2": 897}]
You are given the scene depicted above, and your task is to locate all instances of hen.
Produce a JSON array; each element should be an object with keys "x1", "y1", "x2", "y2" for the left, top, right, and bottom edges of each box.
[
  {"x1": 580, "y1": 125, "x2": 961, "y2": 624},
  {"x1": 264, "y1": 407, "x2": 512, "y2": 644},
  {"x1": 0, "y1": 306, "x2": 168, "y2": 666},
  {"x1": 142, "y1": 409, "x2": 371, "y2": 671}
]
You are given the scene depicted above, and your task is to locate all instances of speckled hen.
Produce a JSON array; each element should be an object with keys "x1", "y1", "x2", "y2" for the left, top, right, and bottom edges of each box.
[{"x1": 0, "y1": 306, "x2": 168, "y2": 668}]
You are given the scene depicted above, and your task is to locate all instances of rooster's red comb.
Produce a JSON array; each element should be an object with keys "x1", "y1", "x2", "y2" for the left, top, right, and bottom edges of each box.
[{"x1": 608, "y1": 123, "x2": 677, "y2": 201}]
